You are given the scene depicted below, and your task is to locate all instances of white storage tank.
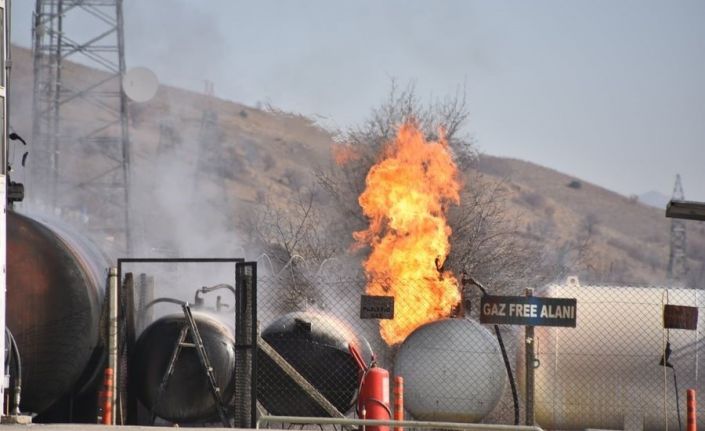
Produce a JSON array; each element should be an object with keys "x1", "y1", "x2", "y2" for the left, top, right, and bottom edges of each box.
[
  {"x1": 520, "y1": 278, "x2": 705, "y2": 430},
  {"x1": 394, "y1": 318, "x2": 507, "y2": 422}
]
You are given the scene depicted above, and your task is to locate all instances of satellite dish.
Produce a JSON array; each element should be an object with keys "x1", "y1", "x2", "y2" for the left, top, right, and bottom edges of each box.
[{"x1": 123, "y1": 67, "x2": 159, "y2": 103}]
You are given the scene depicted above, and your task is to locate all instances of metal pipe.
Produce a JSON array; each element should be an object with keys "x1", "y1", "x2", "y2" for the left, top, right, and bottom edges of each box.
[
  {"x1": 108, "y1": 267, "x2": 118, "y2": 425},
  {"x1": 256, "y1": 415, "x2": 545, "y2": 431},
  {"x1": 525, "y1": 288, "x2": 535, "y2": 426},
  {"x1": 0, "y1": 0, "x2": 9, "y2": 416}
]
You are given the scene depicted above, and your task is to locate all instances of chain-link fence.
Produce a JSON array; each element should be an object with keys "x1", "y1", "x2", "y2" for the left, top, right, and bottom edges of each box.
[
  {"x1": 525, "y1": 283, "x2": 704, "y2": 431},
  {"x1": 256, "y1": 274, "x2": 705, "y2": 431}
]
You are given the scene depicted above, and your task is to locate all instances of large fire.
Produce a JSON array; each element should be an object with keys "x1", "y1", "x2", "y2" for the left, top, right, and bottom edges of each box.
[{"x1": 354, "y1": 122, "x2": 461, "y2": 345}]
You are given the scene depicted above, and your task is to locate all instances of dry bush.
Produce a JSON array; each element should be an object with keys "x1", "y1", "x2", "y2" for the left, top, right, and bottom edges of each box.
[
  {"x1": 239, "y1": 185, "x2": 338, "y2": 269},
  {"x1": 317, "y1": 82, "x2": 553, "y2": 293},
  {"x1": 238, "y1": 184, "x2": 343, "y2": 311},
  {"x1": 316, "y1": 80, "x2": 477, "y2": 247},
  {"x1": 445, "y1": 174, "x2": 548, "y2": 294}
]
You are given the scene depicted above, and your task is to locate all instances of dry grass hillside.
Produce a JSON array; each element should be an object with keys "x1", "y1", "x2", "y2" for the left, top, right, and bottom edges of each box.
[
  {"x1": 9, "y1": 46, "x2": 332, "y2": 206},
  {"x1": 476, "y1": 155, "x2": 705, "y2": 287},
  {"x1": 8, "y1": 45, "x2": 705, "y2": 288}
]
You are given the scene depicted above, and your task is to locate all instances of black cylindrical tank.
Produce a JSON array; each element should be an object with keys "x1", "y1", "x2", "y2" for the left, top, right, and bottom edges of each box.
[
  {"x1": 7, "y1": 211, "x2": 105, "y2": 415},
  {"x1": 131, "y1": 312, "x2": 236, "y2": 423},
  {"x1": 258, "y1": 311, "x2": 373, "y2": 416}
]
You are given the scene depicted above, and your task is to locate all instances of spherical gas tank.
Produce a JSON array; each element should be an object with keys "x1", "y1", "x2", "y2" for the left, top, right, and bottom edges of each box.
[
  {"x1": 132, "y1": 312, "x2": 236, "y2": 423},
  {"x1": 258, "y1": 311, "x2": 373, "y2": 416},
  {"x1": 7, "y1": 211, "x2": 105, "y2": 415},
  {"x1": 394, "y1": 318, "x2": 506, "y2": 422}
]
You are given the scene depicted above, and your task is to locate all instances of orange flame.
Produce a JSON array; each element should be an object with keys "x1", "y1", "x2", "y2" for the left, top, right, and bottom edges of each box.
[{"x1": 354, "y1": 122, "x2": 461, "y2": 345}]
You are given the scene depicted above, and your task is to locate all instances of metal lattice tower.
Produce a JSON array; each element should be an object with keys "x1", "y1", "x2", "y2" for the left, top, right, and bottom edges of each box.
[
  {"x1": 667, "y1": 174, "x2": 688, "y2": 283},
  {"x1": 194, "y1": 81, "x2": 228, "y2": 208},
  {"x1": 31, "y1": 0, "x2": 131, "y2": 254}
]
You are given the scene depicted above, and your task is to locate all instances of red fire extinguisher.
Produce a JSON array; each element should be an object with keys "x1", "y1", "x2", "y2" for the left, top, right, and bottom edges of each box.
[{"x1": 350, "y1": 345, "x2": 391, "y2": 431}]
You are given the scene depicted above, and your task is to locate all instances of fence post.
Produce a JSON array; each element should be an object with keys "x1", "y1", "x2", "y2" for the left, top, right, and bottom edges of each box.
[
  {"x1": 235, "y1": 262, "x2": 257, "y2": 428},
  {"x1": 525, "y1": 288, "x2": 535, "y2": 426}
]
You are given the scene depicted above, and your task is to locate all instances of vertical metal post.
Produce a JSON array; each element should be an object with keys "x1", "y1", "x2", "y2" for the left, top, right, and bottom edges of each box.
[
  {"x1": 108, "y1": 267, "x2": 119, "y2": 425},
  {"x1": 115, "y1": 0, "x2": 131, "y2": 255},
  {"x1": 49, "y1": 0, "x2": 63, "y2": 207},
  {"x1": 136, "y1": 273, "x2": 154, "y2": 334},
  {"x1": 235, "y1": 262, "x2": 257, "y2": 428},
  {"x1": 525, "y1": 288, "x2": 535, "y2": 426},
  {"x1": 0, "y1": 0, "x2": 8, "y2": 416}
]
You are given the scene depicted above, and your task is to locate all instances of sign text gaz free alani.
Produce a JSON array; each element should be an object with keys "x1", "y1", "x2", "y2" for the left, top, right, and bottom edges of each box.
[{"x1": 480, "y1": 295, "x2": 577, "y2": 327}]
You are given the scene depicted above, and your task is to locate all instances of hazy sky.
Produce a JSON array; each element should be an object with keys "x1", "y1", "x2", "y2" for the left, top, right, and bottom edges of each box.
[{"x1": 11, "y1": 1, "x2": 705, "y2": 201}]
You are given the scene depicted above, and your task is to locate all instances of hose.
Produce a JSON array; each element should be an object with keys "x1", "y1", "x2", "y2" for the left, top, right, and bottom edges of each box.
[
  {"x1": 493, "y1": 324, "x2": 520, "y2": 426},
  {"x1": 673, "y1": 367, "x2": 682, "y2": 431},
  {"x1": 355, "y1": 367, "x2": 371, "y2": 418},
  {"x1": 463, "y1": 274, "x2": 520, "y2": 426}
]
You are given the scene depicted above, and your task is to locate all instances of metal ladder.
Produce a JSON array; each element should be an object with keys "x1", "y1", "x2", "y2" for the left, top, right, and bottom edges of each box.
[{"x1": 151, "y1": 303, "x2": 230, "y2": 427}]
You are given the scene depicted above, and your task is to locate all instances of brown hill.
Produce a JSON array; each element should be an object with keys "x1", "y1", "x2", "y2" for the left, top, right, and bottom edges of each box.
[
  {"x1": 476, "y1": 155, "x2": 705, "y2": 287},
  {"x1": 8, "y1": 44, "x2": 704, "y2": 288}
]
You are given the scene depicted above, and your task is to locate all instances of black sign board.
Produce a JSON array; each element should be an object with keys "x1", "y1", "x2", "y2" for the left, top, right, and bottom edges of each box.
[
  {"x1": 480, "y1": 295, "x2": 577, "y2": 327},
  {"x1": 663, "y1": 304, "x2": 698, "y2": 330},
  {"x1": 360, "y1": 295, "x2": 394, "y2": 319}
]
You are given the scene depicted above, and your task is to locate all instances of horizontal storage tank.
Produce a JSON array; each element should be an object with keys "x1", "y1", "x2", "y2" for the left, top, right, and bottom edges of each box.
[
  {"x1": 258, "y1": 311, "x2": 373, "y2": 416},
  {"x1": 394, "y1": 318, "x2": 507, "y2": 422},
  {"x1": 7, "y1": 211, "x2": 106, "y2": 416},
  {"x1": 521, "y1": 280, "x2": 705, "y2": 430},
  {"x1": 131, "y1": 312, "x2": 236, "y2": 423}
]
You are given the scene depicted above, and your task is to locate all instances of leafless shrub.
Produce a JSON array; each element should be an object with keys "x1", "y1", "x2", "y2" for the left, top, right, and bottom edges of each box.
[
  {"x1": 239, "y1": 185, "x2": 337, "y2": 268},
  {"x1": 238, "y1": 185, "x2": 340, "y2": 311},
  {"x1": 517, "y1": 191, "x2": 546, "y2": 209},
  {"x1": 445, "y1": 174, "x2": 547, "y2": 294}
]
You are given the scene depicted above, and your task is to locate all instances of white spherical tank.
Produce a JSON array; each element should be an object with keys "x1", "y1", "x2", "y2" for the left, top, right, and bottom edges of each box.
[{"x1": 394, "y1": 318, "x2": 506, "y2": 422}]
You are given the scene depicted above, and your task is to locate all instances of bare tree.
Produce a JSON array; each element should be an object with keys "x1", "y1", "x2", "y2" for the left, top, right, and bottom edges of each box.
[
  {"x1": 240, "y1": 185, "x2": 337, "y2": 269},
  {"x1": 316, "y1": 80, "x2": 476, "y2": 243},
  {"x1": 317, "y1": 81, "x2": 552, "y2": 295},
  {"x1": 239, "y1": 184, "x2": 341, "y2": 311},
  {"x1": 247, "y1": 81, "x2": 580, "y2": 312},
  {"x1": 445, "y1": 173, "x2": 547, "y2": 295}
]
